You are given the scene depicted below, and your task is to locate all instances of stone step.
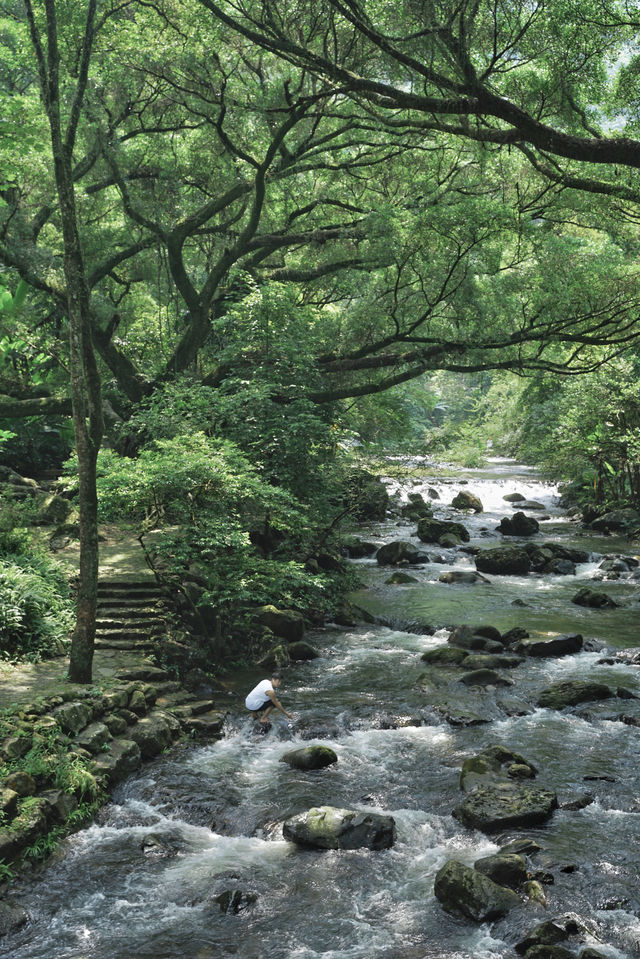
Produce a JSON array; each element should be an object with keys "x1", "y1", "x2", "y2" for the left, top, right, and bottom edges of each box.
[
  {"x1": 97, "y1": 602, "x2": 165, "y2": 615},
  {"x1": 94, "y1": 638, "x2": 156, "y2": 650},
  {"x1": 94, "y1": 628, "x2": 158, "y2": 642},
  {"x1": 97, "y1": 589, "x2": 163, "y2": 601},
  {"x1": 96, "y1": 619, "x2": 164, "y2": 632},
  {"x1": 98, "y1": 579, "x2": 160, "y2": 589}
]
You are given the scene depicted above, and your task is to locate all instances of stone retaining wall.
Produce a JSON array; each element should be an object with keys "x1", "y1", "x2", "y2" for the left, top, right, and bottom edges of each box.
[{"x1": 0, "y1": 667, "x2": 227, "y2": 874}]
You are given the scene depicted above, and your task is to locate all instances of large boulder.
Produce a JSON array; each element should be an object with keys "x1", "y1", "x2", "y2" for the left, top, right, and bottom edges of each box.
[
  {"x1": 433, "y1": 860, "x2": 520, "y2": 921},
  {"x1": 504, "y1": 492, "x2": 526, "y2": 502},
  {"x1": 474, "y1": 852, "x2": 529, "y2": 889},
  {"x1": 417, "y1": 518, "x2": 470, "y2": 545},
  {"x1": 451, "y1": 491, "x2": 484, "y2": 513},
  {"x1": 452, "y1": 783, "x2": 558, "y2": 832},
  {"x1": 400, "y1": 493, "x2": 433, "y2": 521},
  {"x1": 253, "y1": 605, "x2": 305, "y2": 641},
  {"x1": 537, "y1": 680, "x2": 613, "y2": 710},
  {"x1": 376, "y1": 540, "x2": 425, "y2": 566},
  {"x1": 475, "y1": 546, "x2": 532, "y2": 575},
  {"x1": 287, "y1": 641, "x2": 320, "y2": 661},
  {"x1": 280, "y1": 745, "x2": 338, "y2": 771},
  {"x1": 283, "y1": 806, "x2": 396, "y2": 850},
  {"x1": 589, "y1": 508, "x2": 640, "y2": 534},
  {"x1": 498, "y1": 512, "x2": 540, "y2": 537},
  {"x1": 512, "y1": 634, "x2": 583, "y2": 658}
]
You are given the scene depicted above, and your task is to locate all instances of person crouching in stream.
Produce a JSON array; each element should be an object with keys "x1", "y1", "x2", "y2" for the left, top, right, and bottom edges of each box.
[{"x1": 245, "y1": 672, "x2": 293, "y2": 724}]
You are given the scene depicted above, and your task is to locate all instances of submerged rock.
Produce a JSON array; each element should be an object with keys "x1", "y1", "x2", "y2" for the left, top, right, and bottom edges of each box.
[
  {"x1": 537, "y1": 681, "x2": 613, "y2": 710},
  {"x1": 433, "y1": 859, "x2": 520, "y2": 921},
  {"x1": 376, "y1": 540, "x2": 425, "y2": 566},
  {"x1": 439, "y1": 570, "x2": 490, "y2": 585},
  {"x1": 459, "y1": 745, "x2": 538, "y2": 792},
  {"x1": 475, "y1": 546, "x2": 532, "y2": 575},
  {"x1": 280, "y1": 745, "x2": 338, "y2": 771},
  {"x1": 460, "y1": 668, "x2": 513, "y2": 687},
  {"x1": 453, "y1": 782, "x2": 558, "y2": 832},
  {"x1": 283, "y1": 806, "x2": 396, "y2": 850},
  {"x1": 572, "y1": 588, "x2": 618, "y2": 609}
]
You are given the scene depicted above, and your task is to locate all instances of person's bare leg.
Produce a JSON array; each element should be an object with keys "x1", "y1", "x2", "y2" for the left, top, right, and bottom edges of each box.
[{"x1": 259, "y1": 706, "x2": 274, "y2": 723}]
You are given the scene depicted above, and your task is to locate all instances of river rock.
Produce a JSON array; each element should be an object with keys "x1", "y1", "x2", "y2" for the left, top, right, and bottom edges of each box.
[
  {"x1": 515, "y1": 914, "x2": 589, "y2": 954},
  {"x1": 537, "y1": 681, "x2": 613, "y2": 710},
  {"x1": 386, "y1": 571, "x2": 419, "y2": 584},
  {"x1": 451, "y1": 491, "x2": 483, "y2": 512},
  {"x1": 475, "y1": 546, "x2": 532, "y2": 575},
  {"x1": 453, "y1": 782, "x2": 557, "y2": 832},
  {"x1": 433, "y1": 860, "x2": 521, "y2": 921},
  {"x1": 421, "y1": 646, "x2": 468, "y2": 665},
  {"x1": 283, "y1": 806, "x2": 396, "y2": 850},
  {"x1": 400, "y1": 493, "x2": 433, "y2": 520},
  {"x1": 498, "y1": 512, "x2": 540, "y2": 536},
  {"x1": 460, "y1": 668, "x2": 513, "y2": 687},
  {"x1": 462, "y1": 653, "x2": 523, "y2": 670},
  {"x1": 504, "y1": 492, "x2": 526, "y2": 502},
  {"x1": 213, "y1": 889, "x2": 258, "y2": 914},
  {"x1": 460, "y1": 745, "x2": 538, "y2": 791},
  {"x1": 544, "y1": 558, "x2": 576, "y2": 575},
  {"x1": 513, "y1": 634, "x2": 583, "y2": 658},
  {"x1": 473, "y1": 852, "x2": 529, "y2": 889},
  {"x1": 572, "y1": 588, "x2": 618, "y2": 609},
  {"x1": 589, "y1": 508, "x2": 640, "y2": 533},
  {"x1": 341, "y1": 538, "x2": 378, "y2": 558},
  {"x1": 417, "y1": 518, "x2": 470, "y2": 544},
  {"x1": 448, "y1": 625, "x2": 504, "y2": 651},
  {"x1": 0, "y1": 900, "x2": 29, "y2": 936},
  {"x1": 439, "y1": 570, "x2": 490, "y2": 585},
  {"x1": 287, "y1": 641, "x2": 319, "y2": 661},
  {"x1": 280, "y1": 745, "x2": 338, "y2": 770},
  {"x1": 376, "y1": 540, "x2": 425, "y2": 565}
]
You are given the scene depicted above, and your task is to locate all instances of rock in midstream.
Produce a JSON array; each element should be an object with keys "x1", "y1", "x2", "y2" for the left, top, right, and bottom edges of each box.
[{"x1": 282, "y1": 806, "x2": 396, "y2": 850}]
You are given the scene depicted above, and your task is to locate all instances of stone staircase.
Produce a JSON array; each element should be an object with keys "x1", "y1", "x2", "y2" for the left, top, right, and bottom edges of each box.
[{"x1": 95, "y1": 579, "x2": 169, "y2": 652}]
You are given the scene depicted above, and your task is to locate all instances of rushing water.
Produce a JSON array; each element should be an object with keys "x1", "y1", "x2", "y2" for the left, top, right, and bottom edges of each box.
[{"x1": 3, "y1": 459, "x2": 640, "y2": 959}]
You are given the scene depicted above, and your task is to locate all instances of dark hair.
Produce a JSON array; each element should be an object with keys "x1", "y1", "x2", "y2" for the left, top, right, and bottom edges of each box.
[{"x1": 271, "y1": 670, "x2": 282, "y2": 680}]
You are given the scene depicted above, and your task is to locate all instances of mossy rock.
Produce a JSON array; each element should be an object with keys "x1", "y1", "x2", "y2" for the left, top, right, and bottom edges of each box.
[
  {"x1": 453, "y1": 782, "x2": 557, "y2": 833},
  {"x1": 421, "y1": 646, "x2": 468, "y2": 665},
  {"x1": 434, "y1": 859, "x2": 520, "y2": 922},
  {"x1": 283, "y1": 805, "x2": 395, "y2": 850},
  {"x1": 385, "y1": 571, "x2": 419, "y2": 584},
  {"x1": 537, "y1": 681, "x2": 612, "y2": 710},
  {"x1": 473, "y1": 852, "x2": 529, "y2": 889},
  {"x1": 417, "y1": 518, "x2": 470, "y2": 544}
]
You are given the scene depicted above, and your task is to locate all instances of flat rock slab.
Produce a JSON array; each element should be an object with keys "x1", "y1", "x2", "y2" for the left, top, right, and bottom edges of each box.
[
  {"x1": 453, "y1": 782, "x2": 558, "y2": 832},
  {"x1": 283, "y1": 805, "x2": 396, "y2": 850}
]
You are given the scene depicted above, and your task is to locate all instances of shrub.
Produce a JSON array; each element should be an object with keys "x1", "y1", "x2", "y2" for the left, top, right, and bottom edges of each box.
[{"x1": 0, "y1": 555, "x2": 74, "y2": 662}]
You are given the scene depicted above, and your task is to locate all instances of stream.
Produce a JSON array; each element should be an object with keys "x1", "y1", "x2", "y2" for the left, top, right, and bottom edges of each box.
[{"x1": 3, "y1": 458, "x2": 640, "y2": 959}]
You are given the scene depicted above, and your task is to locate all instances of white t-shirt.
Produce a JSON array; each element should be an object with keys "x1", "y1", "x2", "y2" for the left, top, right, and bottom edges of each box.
[{"x1": 245, "y1": 679, "x2": 274, "y2": 711}]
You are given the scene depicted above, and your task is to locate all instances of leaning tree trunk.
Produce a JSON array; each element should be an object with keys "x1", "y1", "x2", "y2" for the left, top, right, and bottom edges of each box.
[{"x1": 25, "y1": 0, "x2": 103, "y2": 682}]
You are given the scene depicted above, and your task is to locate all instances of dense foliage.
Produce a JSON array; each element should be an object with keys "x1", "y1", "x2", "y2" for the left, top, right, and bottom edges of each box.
[{"x1": 4, "y1": 1, "x2": 640, "y2": 677}]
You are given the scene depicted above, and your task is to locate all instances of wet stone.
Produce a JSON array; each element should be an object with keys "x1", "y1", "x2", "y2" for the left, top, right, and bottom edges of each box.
[
  {"x1": 453, "y1": 782, "x2": 558, "y2": 832},
  {"x1": 433, "y1": 859, "x2": 521, "y2": 922}
]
